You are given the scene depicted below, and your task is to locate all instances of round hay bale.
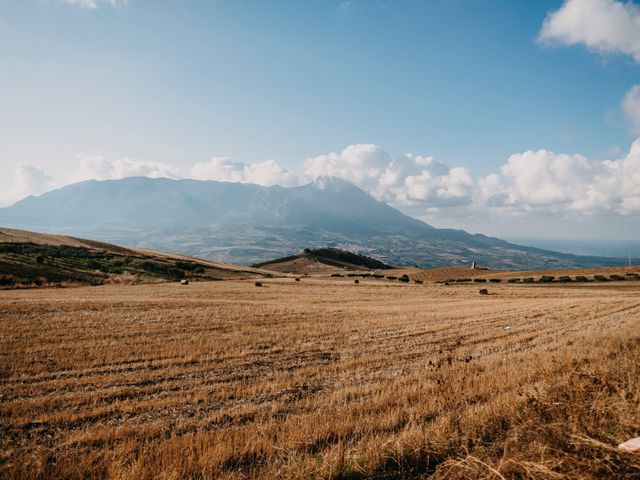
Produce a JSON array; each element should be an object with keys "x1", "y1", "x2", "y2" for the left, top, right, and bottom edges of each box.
[
  {"x1": 180, "y1": 279, "x2": 189, "y2": 285},
  {"x1": 255, "y1": 281, "x2": 263, "y2": 287}
]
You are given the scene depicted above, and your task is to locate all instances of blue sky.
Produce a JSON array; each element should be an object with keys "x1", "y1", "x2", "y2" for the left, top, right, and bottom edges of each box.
[{"x1": 1, "y1": 0, "x2": 640, "y2": 241}]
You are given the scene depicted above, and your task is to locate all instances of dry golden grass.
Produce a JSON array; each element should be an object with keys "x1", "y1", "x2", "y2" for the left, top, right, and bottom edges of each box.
[{"x1": 1, "y1": 278, "x2": 640, "y2": 479}]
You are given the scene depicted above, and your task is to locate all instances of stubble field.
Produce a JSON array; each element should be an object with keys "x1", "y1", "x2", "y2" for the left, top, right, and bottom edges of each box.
[{"x1": 1, "y1": 278, "x2": 640, "y2": 479}]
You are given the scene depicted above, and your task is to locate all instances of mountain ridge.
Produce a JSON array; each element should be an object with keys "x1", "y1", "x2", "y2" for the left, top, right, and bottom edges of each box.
[{"x1": 0, "y1": 176, "x2": 628, "y2": 269}]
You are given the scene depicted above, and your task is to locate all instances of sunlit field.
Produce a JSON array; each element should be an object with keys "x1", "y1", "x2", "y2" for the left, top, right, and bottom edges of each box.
[{"x1": 2, "y1": 278, "x2": 640, "y2": 479}]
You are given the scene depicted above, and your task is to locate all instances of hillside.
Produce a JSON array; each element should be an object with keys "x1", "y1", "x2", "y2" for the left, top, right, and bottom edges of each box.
[
  {"x1": 253, "y1": 247, "x2": 393, "y2": 274},
  {"x1": 0, "y1": 176, "x2": 630, "y2": 270},
  {"x1": 0, "y1": 227, "x2": 273, "y2": 287}
]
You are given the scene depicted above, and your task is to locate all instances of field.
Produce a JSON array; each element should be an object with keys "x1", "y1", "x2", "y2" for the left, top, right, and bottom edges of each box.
[{"x1": 2, "y1": 278, "x2": 640, "y2": 479}]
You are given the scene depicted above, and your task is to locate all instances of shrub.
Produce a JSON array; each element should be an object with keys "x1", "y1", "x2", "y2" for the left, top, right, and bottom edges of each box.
[
  {"x1": 558, "y1": 276, "x2": 572, "y2": 282},
  {"x1": 0, "y1": 276, "x2": 16, "y2": 287},
  {"x1": 386, "y1": 276, "x2": 397, "y2": 280},
  {"x1": 35, "y1": 255, "x2": 45, "y2": 265},
  {"x1": 354, "y1": 279, "x2": 359, "y2": 284},
  {"x1": 508, "y1": 278, "x2": 520, "y2": 283},
  {"x1": 399, "y1": 274, "x2": 410, "y2": 283},
  {"x1": 625, "y1": 273, "x2": 639, "y2": 278},
  {"x1": 331, "y1": 273, "x2": 343, "y2": 277},
  {"x1": 175, "y1": 261, "x2": 198, "y2": 271},
  {"x1": 594, "y1": 275, "x2": 608, "y2": 282},
  {"x1": 489, "y1": 278, "x2": 501, "y2": 283},
  {"x1": 254, "y1": 281, "x2": 263, "y2": 287},
  {"x1": 575, "y1": 275, "x2": 588, "y2": 282},
  {"x1": 539, "y1": 276, "x2": 555, "y2": 283},
  {"x1": 473, "y1": 278, "x2": 487, "y2": 283},
  {"x1": 479, "y1": 288, "x2": 488, "y2": 295},
  {"x1": 456, "y1": 278, "x2": 471, "y2": 283},
  {"x1": 609, "y1": 274, "x2": 625, "y2": 281},
  {"x1": 523, "y1": 277, "x2": 534, "y2": 283},
  {"x1": 414, "y1": 280, "x2": 423, "y2": 284}
]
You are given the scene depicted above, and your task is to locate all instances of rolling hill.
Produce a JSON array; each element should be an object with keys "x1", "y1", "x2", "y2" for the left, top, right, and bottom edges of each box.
[
  {"x1": 0, "y1": 227, "x2": 273, "y2": 287},
  {"x1": 253, "y1": 247, "x2": 393, "y2": 274},
  {"x1": 0, "y1": 176, "x2": 629, "y2": 270}
]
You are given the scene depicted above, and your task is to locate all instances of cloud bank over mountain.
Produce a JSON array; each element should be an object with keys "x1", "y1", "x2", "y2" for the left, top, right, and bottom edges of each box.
[{"x1": 5, "y1": 140, "x2": 640, "y2": 222}]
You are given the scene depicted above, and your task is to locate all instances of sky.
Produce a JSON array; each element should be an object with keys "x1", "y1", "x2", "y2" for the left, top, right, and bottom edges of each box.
[{"x1": 1, "y1": 0, "x2": 640, "y2": 241}]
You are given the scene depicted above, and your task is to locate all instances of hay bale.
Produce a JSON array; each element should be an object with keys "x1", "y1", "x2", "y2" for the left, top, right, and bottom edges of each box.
[
  {"x1": 180, "y1": 279, "x2": 189, "y2": 285},
  {"x1": 255, "y1": 281, "x2": 263, "y2": 287},
  {"x1": 479, "y1": 288, "x2": 488, "y2": 295}
]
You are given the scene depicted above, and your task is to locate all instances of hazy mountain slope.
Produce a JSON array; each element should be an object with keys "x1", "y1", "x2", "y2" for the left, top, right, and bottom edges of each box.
[{"x1": 0, "y1": 177, "x2": 628, "y2": 269}]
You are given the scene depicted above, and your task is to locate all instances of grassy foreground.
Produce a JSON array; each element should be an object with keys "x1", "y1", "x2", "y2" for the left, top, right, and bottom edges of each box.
[{"x1": 1, "y1": 279, "x2": 640, "y2": 479}]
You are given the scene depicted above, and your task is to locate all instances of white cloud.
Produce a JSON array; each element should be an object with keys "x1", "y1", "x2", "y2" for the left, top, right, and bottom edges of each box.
[
  {"x1": 623, "y1": 84, "x2": 640, "y2": 135},
  {"x1": 479, "y1": 140, "x2": 640, "y2": 215},
  {"x1": 73, "y1": 156, "x2": 182, "y2": 182},
  {"x1": 191, "y1": 157, "x2": 299, "y2": 187},
  {"x1": 57, "y1": 0, "x2": 127, "y2": 9},
  {"x1": 304, "y1": 145, "x2": 474, "y2": 208},
  {"x1": 0, "y1": 163, "x2": 57, "y2": 206},
  {"x1": 539, "y1": 0, "x2": 640, "y2": 63}
]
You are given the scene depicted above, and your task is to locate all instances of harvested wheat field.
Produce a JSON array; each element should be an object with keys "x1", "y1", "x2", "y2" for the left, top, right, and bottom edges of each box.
[{"x1": 2, "y1": 278, "x2": 640, "y2": 479}]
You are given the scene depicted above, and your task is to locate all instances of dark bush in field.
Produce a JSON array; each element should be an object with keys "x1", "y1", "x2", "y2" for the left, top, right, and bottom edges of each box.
[
  {"x1": 399, "y1": 274, "x2": 410, "y2": 283},
  {"x1": 331, "y1": 273, "x2": 343, "y2": 277},
  {"x1": 508, "y1": 278, "x2": 520, "y2": 283},
  {"x1": 539, "y1": 276, "x2": 555, "y2": 283},
  {"x1": 523, "y1": 277, "x2": 534, "y2": 283},
  {"x1": 456, "y1": 278, "x2": 471, "y2": 283},
  {"x1": 558, "y1": 276, "x2": 572, "y2": 282},
  {"x1": 594, "y1": 275, "x2": 609, "y2": 282},
  {"x1": 489, "y1": 278, "x2": 501, "y2": 283},
  {"x1": 473, "y1": 278, "x2": 487, "y2": 283},
  {"x1": 575, "y1": 276, "x2": 588, "y2": 282},
  {"x1": 609, "y1": 274, "x2": 625, "y2": 281},
  {"x1": 386, "y1": 276, "x2": 397, "y2": 280},
  {"x1": 414, "y1": 280, "x2": 423, "y2": 284}
]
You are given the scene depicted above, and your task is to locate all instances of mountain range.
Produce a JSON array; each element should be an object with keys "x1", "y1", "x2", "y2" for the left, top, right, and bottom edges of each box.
[{"x1": 0, "y1": 176, "x2": 628, "y2": 269}]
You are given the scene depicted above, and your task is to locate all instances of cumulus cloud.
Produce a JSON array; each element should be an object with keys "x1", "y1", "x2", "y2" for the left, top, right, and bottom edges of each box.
[
  {"x1": 478, "y1": 141, "x2": 640, "y2": 215},
  {"x1": 304, "y1": 145, "x2": 474, "y2": 208},
  {"x1": 539, "y1": 0, "x2": 640, "y2": 63},
  {"x1": 73, "y1": 157, "x2": 182, "y2": 182},
  {"x1": 0, "y1": 163, "x2": 57, "y2": 206},
  {"x1": 191, "y1": 157, "x2": 299, "y2": 187},
  {"x1": 623, "y1": 85, "x2": 640, "y2": 135}
]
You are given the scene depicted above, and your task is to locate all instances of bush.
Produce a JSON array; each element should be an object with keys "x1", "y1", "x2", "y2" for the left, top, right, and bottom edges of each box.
[
  {"x1": 473, "y1": 278, "x2": 487, "y2": 283},
  {"x1": 539, "y1": 276, "x2": 555, "y2": 283},
  {"x1": 609, "y1": 274, "x2": 625, "y2": 281},
  {"x1": 558, "y1": 276, "x2": 572, "y2": 282},
  {"x1": 594, "y1": 275, "x2": 608, "y2": 282},
  {"x1": 414, "y1": 280, "x2": 423, "y2": 284},
  {"x1": 175, "y1": 261, "x2": 198, "y2": 271},
  {"x1": 331, "y1": 273, "x2": 343, "y2": 277},
  {"x1": 575, "y1": 275, "x2": 588, "y2": 282},
  {"x1": 456, "y1": 278, "x2": 471, "y2": 283},
  {"x1": 386, "y1": 276, "x2": 397, "y2": 280},
  {"x1": 523, "y1": 277, "x2": 534, "y2": 283},
  {"x1": 489, "y1": 278, "x2": 501, "y2": 283},
  {"x1": 35, "y1": 255, "x2": 45, "y2": 265},
  {"x1": 625, "y1": 273, "x2": 639, "y2": 278},
  {"x1": 508, "y1": 278, "x2": 520, "y2": 283},
  {"x1": 399, "y1": 274, "x2": 410, "y2": 283}
]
